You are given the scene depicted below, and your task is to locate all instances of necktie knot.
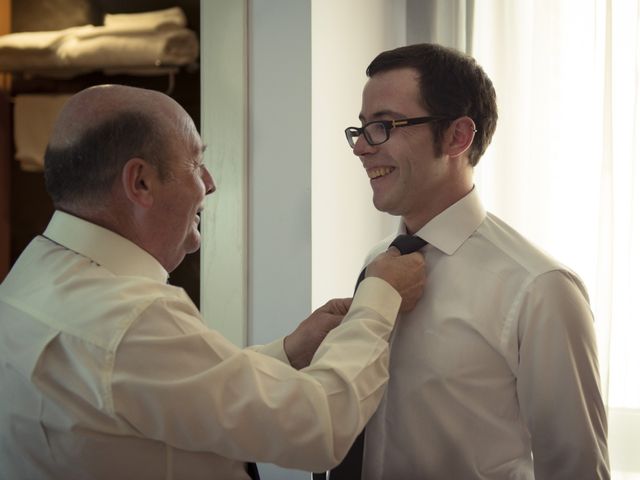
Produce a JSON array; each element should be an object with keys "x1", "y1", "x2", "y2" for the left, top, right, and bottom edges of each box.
[
  {"x1": 353, "y1": 235, "x2": 426, "y2": 294},
  {"x1": 389, "y1": 234, "x2": 427, "y2": 254}
]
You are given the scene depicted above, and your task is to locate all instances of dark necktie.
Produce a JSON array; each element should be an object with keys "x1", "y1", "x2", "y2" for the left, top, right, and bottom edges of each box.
[
  {"x1": 246, "y1": 462, "x2": 260, "y2": 480},
  {"x1": 313, "y1": 234, "x2": 427, "y2": 480}
]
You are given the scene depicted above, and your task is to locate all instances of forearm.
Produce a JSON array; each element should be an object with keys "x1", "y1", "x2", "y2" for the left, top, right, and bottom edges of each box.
[{"x1": 112, "y1": 277, "x2": 401, "y2": 471}]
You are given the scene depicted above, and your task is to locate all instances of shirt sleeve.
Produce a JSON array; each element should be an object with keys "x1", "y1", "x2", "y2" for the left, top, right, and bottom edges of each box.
[
  {"x1": 248, "y1": 337, "x2": 290, "y2": 364},
  {"x1": 515, "y1": 270, "x2": 610, "y2": 479},
  {"x1": 110, "y1": 276, "x2": 401, "y2": 472}
]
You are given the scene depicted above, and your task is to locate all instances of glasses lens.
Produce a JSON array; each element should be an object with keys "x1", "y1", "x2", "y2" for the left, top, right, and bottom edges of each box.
[
  {"x1": 364, "y1": 122, "x2": 388, "y2": 145},
  {"x1": 345, "y1": 128, "x2": 360, "y2": 148}
]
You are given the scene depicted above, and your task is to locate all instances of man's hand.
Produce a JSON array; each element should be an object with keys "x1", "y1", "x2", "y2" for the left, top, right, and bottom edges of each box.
[
  {"x1": 366, "y1": 247, "x2": 426, "y2": 312},
  {"x1": 284, "y1": 298, "x2": 352, "y2": 369}
]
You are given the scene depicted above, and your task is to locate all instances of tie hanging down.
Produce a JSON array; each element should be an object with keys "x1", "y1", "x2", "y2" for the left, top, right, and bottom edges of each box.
[{"x1": 314, "y1": 234, "x2": 427, "y2": 480}]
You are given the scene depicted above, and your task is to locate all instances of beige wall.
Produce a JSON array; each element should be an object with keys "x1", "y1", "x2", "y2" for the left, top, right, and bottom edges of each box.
[{"x1": 311, "y1": 0, "x2": 405, "y2": 307}]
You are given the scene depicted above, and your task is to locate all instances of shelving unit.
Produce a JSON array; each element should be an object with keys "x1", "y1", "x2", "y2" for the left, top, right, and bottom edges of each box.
[{"x1": 0, "y1": 0, "x2": 202, "y2": 306}]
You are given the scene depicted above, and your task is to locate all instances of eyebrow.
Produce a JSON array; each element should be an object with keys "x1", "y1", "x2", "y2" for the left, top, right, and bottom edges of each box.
[
  {"x1": 358, "y1": 110, "x2": 407, "y2": 122},
  {"x1": 193, "y1": 144, "x2": 206, "y2": 163}
]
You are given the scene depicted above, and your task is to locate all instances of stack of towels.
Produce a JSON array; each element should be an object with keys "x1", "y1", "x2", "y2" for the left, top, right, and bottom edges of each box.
[
  {"x1": 4, "y1": 7, "x2": 199, "y2": 171},
  {"x1": 0, "y1": 7, "x2": 198, "y2": 75},
  {"x1": 13, "y1": 94, "x2": 71, "y2": 172}
]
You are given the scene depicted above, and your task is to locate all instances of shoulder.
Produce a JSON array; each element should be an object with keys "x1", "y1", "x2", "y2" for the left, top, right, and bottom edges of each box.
[
  {"x1": 476, "y1": 212, "x2": 578, "y2": 280},
  {"x1": 474, "y1": 214, "x2": 591, "y2": 315}
]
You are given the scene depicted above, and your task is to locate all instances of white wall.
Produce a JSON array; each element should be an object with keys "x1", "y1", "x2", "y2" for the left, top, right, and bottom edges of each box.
[
  {"x1": 200, "y1": 0, "x2": 248, "y2": 345},
  {"x1": 248, "y1": 0, "x2": 312, "y2": 348},
  {"x1": 249, "y1": 1, "x2": 312, "y2": 478},
  {"x1": 311, "y1": 0, "x2": 405, "y2": 308}
]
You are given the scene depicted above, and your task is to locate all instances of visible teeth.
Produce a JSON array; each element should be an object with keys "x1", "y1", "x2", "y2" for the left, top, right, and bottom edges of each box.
[{"x1": 368, "y1": 167, "x2": 394, "y2": 179}]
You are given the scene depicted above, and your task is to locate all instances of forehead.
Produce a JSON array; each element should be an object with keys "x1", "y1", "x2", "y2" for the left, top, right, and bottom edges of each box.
[
  {"x1": 181, "y1": 126, "x2": 205, "y2": 162},
  {"x1": 166, "y1": 107, "x2": 200, "y2": 144},
  {"x1": 162, "y1": 112, "x2": 204, "y2": 167},
  {"x1": 361, "y1": 67, "x2": 424, "y2": 119}
]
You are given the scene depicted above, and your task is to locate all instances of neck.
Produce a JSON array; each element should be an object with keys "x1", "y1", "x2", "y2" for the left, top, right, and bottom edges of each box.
[
  {"x1": 403, "y1": 182, "x2": 474, "y2": 235},
  {"x1": 60, "y1": 199, "x2": 143, "y2": 247}
]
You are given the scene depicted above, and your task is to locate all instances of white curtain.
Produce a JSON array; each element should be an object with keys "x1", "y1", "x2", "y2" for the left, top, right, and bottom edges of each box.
[{"x1": 467, "y1": 0, "x2": 640, "y2": 477}]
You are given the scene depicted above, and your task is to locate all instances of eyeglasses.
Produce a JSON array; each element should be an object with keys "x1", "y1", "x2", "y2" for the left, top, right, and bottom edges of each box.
[{"x1": 345, "y1": 116, "x2": 451, "y2": 148}]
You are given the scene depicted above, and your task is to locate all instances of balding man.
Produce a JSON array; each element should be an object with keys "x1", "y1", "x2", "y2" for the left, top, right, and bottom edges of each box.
[{"x1": 0, "y1": 84, "x2": 426, "y2": 480}]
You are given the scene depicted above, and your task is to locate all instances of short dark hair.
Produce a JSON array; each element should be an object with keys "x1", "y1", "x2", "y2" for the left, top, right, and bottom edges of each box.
[
  {"x1": 366, "y1": 43, "x2": 498, "y2": 166},
  {"x1": 44, "y1": 110, "x2": 168, "y2": 206}
]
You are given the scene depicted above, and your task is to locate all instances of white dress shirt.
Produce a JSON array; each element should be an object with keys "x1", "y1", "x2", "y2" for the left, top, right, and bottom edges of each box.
[
  {"x1": 360, "y1": 188, "x2": 609, "y2": 480},
  {"x1": 0, "y1": 211, "x2": 401, "y2": 480}
]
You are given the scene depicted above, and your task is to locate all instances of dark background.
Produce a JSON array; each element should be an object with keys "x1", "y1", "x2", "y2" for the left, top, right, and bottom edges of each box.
[{"x1": 6, "y1": 0, "x2": 202, "y2": 305}]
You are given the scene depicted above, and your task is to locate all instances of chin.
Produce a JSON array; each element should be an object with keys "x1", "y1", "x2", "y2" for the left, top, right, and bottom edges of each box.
[
  {"x1": 186, "y1": 237, "x2": 202, "y2": 255},
  {"x1": 184, "y1": 243, "x2": 201, "y2": 256},
  {"x1": 373, "y1": 196, "x2": 396, "y2": 215}
]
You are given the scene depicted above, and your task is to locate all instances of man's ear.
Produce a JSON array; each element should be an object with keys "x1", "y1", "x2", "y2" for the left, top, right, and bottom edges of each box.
[
  {"x1": 443, "y1": 116, "x2": 476, "y2": 158},
  {"x1": 121, "y1": 157, "x2": 156, "y2": 209}
]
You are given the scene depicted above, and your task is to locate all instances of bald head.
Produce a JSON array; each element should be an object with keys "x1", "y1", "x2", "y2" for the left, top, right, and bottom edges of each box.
[
  {"x1": 49, "y1": 85, "x2": 178, "y2": 150},
  {"x1": 44, "y1": 84, "x2": 191, "y2": 210}
]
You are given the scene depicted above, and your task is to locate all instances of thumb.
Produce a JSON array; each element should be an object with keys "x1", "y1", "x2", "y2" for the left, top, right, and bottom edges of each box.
[
  {"x1": 387, "y1": 245, "x2": 401, "y2": 256},
  {"x1": 325, "y1": 313, "x2": 343, "y2": 330}
]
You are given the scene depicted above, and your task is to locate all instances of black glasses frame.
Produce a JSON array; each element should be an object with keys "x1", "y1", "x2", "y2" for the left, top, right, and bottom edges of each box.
[{"x1": 344, "y1": 116, "x2": 451, "y2": 148}]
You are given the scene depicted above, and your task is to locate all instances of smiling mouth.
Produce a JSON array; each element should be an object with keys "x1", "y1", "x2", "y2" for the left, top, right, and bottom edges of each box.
[{"x1": 368, "y1": 167, "x2": 395, "y2": 179}]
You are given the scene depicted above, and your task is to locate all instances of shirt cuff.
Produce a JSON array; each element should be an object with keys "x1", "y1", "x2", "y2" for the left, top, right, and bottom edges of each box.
[
  {"x1": 251, "y1": 337, "x2": 291, "y2": 365},
  {"x1": 349, "y1": 276, "x2": 402, "y2": 325}
]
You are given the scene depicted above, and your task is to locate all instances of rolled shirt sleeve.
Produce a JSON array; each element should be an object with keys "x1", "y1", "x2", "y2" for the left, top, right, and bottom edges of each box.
[{"x1": 111, "y1": 276, "x2": 401, "y2": 472}]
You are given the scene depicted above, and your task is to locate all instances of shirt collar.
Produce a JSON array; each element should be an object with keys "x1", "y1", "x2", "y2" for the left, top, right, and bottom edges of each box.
[
  {"x1": 398, "y1": 187, "x2": 486, "y2": 256},
  {"x1": 43, "y1": 210, "x2": 169, "y2": 283}
]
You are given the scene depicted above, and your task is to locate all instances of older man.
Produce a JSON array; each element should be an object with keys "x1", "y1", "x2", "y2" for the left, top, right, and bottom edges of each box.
[{"x1": 0, "y1": 84, "x2": 425, "y2": 479}]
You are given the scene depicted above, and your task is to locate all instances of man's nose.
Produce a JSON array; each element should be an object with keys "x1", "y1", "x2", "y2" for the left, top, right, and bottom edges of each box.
[
  {"x1": 202, "y1": 166, "x2": 216, "y2": 195},
  {"x1": 353, "y1": 134, "x2": 375, "y2": 157}
]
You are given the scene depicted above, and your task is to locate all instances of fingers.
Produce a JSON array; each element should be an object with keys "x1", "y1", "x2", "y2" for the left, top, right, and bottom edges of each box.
[
  {"x1": 319, "y1": 297, "x2": 353, "y2": 315},
  {"x1": 319, "y1": 248, "x2": 427, "y2": 322},
  {"x1": 334, "y1": 298, "x2": 352, "y2": 315},
  {"x1": 386, "y1": 245, "x2": 401, "y2": 256},
  {"x1": 284, "y1": 310, "x2": 344, "y2": 369},
  {"x1": 402, "y1": 250, "x2": 425, "y2": 263},
  {"x1": 323, "y1": 313, "x2": 344, "y2": 331},
  {"x1": 398, "y1": 281, "x2": 426, "y2": 312},
  {"x1": 365, "y1": 248, "x2": 426, "y2": 313}
]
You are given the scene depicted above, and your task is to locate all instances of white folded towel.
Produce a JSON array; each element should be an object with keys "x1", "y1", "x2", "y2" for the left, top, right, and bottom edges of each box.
[
  {"x1": 0, "y1": 27, "x2": 198, "y2": 72},
  {"x1": 104, "y1": 7, "x2": 187, "y2": 30},
  {"x1": 0, "y1": 25, "x2": 94, "y2": 70},
  {"x1": 0, "y1": 30, "x2": 65, "y2": 53},
  {"x1": 0, "y1": 25, "x2": 93, "y2": 52},
  {"x1": 0, "y1": 7, "x2": 196, "y2": 74},
  {"x1": 13, "y1": 94, "x2": 71, "y2": 172},
  {"x1": 57, "y1": 26, "x2": 198, "y2": 68}
]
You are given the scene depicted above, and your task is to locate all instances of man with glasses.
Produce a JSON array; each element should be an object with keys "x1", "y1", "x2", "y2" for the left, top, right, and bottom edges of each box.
[{"x1": 326, "y1": 43, "x2": 609, "y2": 479}]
